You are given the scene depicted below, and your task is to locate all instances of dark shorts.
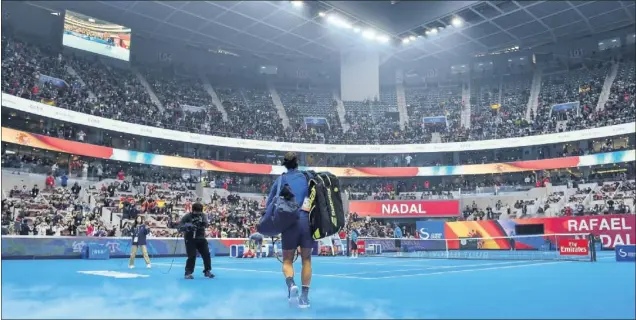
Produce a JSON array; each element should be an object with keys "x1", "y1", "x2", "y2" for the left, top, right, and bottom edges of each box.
[
  {"x1": 395, "y1": 239, "x2": 402, "y2": 248},
  {"x1": 350, "y1": 241, "x2": 358, "y2": 250},
  {"x1": 281, "y1": 212, "x2": 313, "y2": 250}
]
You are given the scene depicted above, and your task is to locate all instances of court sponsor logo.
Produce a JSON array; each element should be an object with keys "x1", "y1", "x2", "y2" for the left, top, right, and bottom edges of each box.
[
  {"x1": 615, "y1": 245, "x2": 636, "y2": 262},
  {"x1": 558, "y1": 239, "x2": 589, "y2": 256},
  {"x1": 419, "y1": 228, "x2": 443, "y2": 240},
  {"x1": 78, "y1": 271, "x2": 149, "y2": 278}
]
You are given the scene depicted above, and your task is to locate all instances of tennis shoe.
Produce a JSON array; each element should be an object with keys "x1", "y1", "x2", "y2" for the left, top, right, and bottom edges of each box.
[
  {"x1": 288, "y1": 285, "x2": 299, "y2": 306},
  {"x1": 298, "y1": 295, "x2": 311, "y2": 309}
]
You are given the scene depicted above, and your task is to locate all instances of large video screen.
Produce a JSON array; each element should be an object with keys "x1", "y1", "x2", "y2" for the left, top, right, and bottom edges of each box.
[{"x1": 62, "y1": 10, "x2": 131, "y2": 61}]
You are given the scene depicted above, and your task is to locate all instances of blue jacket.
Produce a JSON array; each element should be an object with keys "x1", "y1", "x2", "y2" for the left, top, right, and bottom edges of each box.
[
  {"x1": 132, "y1": 224, "x2": 150, "y2": 246},
  {"x1": 266, "y1": 169, "x2": 309, "y2": 215},
  {"x1": 394, "y1": 227, "x2": 402, "y2": 239}
]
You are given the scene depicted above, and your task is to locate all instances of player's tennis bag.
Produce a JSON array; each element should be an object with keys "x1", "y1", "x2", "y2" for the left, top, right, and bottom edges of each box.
[
  {"x1": 257, "y1": 174, "x2": 299, "y2": 237},
  {"x1": 302, "y1": 171, "x2": 346, "y2": 240}
]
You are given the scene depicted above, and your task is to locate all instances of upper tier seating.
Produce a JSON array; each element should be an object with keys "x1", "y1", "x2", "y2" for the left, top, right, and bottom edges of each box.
[{"x1": 2, "y1": 35, "x2": 634, "y2": 145}]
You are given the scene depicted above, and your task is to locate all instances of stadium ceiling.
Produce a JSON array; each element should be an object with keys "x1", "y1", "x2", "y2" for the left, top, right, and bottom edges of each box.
[{"x1": 32, "y1": 1, "x2": 635, "y2": 63}]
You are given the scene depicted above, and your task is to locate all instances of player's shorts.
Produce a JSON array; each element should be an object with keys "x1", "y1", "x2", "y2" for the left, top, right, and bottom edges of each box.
[
  {"x1": 281, "y1": 211, "x2": 313, "y2": 250},
  {"x1": 394, "y1": 239, "x2": 402, "y2": 248},
  {"x1": 350, "y1": 241, "x2": 358, "y2": 250}
]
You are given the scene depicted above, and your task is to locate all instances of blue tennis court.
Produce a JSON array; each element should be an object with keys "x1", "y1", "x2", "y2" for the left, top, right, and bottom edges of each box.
[{"x1": 2, "y1": 253, "x2": 634, "y2": 319}]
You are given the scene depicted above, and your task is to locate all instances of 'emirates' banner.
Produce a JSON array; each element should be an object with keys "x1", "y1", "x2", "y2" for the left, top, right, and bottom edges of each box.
[{"x1": 349, "y1": 200, "x2": 460, "y2": 218}]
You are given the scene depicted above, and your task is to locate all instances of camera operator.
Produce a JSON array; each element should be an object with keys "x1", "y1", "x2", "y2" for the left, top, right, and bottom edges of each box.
[{"x1": 179, "y1": 202, "x2": 215, "y2": 280}]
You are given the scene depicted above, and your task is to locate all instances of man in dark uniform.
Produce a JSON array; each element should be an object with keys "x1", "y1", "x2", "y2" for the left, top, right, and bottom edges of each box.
[
  {"x1": 179, "y1": 203, "x2": 215, "y2": 279},
  {"x1": 266, "y1": 152, "x2": 312, "y2": 308}
]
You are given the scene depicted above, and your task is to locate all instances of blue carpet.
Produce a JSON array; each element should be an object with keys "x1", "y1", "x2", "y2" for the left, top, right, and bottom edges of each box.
[{"x1": 2, "y1": 253, "x2": 634, "y2": 319}]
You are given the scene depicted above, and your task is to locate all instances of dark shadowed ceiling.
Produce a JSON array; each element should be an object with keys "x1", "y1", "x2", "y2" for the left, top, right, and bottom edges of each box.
[{"x1": 17, "y1": 1, "x2": 636, "y2": 63}]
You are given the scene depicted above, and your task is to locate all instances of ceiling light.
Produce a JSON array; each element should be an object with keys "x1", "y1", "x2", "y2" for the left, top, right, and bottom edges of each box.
[
  {"x1": 612, "y1": 39, "x2": 617, "y2": 42},
  {"x1": 451, "y1": 17, "x2": 463, "y2": 27},
  {"x1": 291, "y1": 1, "x2": 303, "y2": 8},
  {"x1": 402, "y1": 38, "x2": 410, "y2": 44},
  {"x1": 377, "y1": 35, "x2": 390, "y2": 43},
  {"x1": 599, "y1": 42, "x2": 603, "y2": 45},
  {"x1": 327, "y1": 15, "x2": 351, "y2": 29},
  {"x1": 429, "y1": 28, "x2": 438, "y2": 35},
  {"x1": 353, "y1": 27, "x2": 361, "y2": 33},
  {"x1": 51, "y1": 12, "x2": 60, "y2": 16},
  {"x1": 362, "y1": 29, "x2": 376, "y2": 39},
  {"x1": 318, "y1": 12, "x2": 326, "y2": 17},
  {"x1": 409, "y1": 35, "x2": 416, "y2": 41},
  {"x1": 88, "y1": 18, "x2": 95, "y2": 23}
]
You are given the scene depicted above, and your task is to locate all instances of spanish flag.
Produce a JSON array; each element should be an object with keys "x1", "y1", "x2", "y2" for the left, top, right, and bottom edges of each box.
[
  {"x1": 579, "y1": 85, "x2": 591, "y2": 93},
  {"x1": 40, "y1": 98, "x2": 56, "y2": 106},
  {"x1": 490, "y1": 103, "x2": 501, "y2": 110}
]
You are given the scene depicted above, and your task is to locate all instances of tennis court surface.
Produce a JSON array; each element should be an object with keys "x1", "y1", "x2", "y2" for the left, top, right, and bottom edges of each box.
[{"x1": 2, "y1": 253, "x2": 634, "y2": 319}]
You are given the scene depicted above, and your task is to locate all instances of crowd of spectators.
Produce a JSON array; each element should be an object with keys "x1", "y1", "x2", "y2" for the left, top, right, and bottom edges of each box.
[{"x1": 3, "y1": 34, "x2": 634, "y2": 146}]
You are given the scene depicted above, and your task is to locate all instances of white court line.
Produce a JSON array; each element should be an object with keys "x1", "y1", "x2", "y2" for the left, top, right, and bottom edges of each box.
[
  {"x1": 369, "y1": 261, "x2": 570, "y2": 279},
  {"x1": 152, "y1": 262, "x2": 371, "y2": 280},
  {"x1": 331, "y1": 260, "x2": 532, "y2": 276},
  {"x1": 318, "y1": 260, "x2": 441, "y2": 267}
]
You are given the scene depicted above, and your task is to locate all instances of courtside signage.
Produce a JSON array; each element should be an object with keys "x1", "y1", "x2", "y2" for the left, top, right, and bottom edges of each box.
[
  {"x1": 349, "y1": 200, "x2": 460, "y2": 218},
  {"x1": 558, "y1": 239, "x2": 589, "y2": 256},
  {"x1": 3, "y1": 92, "x2": 634, "y2": 154},
  {"x1": 615, "y1": 245, "x2": 636, "y2": 262}
]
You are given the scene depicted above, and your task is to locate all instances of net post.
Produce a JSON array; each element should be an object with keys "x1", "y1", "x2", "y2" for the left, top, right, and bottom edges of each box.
[{"x1": 445, "y1": 238, "x2": 449, "y2": 259}]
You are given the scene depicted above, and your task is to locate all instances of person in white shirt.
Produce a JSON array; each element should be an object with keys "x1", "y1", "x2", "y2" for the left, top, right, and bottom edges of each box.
[{"x1": 82, "y1": 162, "x2": 88, "y2": 180}]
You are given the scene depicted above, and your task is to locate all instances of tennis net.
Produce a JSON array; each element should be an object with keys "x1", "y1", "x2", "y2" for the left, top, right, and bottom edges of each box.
[{"x1": 356, "y1": 233, "x2": 597, "y2": 262}]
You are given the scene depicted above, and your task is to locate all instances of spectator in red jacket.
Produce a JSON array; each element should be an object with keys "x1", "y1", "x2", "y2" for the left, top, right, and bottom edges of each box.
[{"x1": 45, "y1": 174, "x2": 55, "y2": 190}]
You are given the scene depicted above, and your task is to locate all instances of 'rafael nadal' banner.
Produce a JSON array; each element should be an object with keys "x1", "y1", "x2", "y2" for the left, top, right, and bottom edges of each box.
[
  {"x1": 444, "y1": 214, "x2": 636, "y2": 249},
  {"x1": 349, "y1": 200, "x2": 460, "y2": 218}
]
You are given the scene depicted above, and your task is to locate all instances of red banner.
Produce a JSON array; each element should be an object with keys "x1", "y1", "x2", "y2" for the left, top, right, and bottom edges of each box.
[
  {"x1": 558, "y1": 239, "x2": 589, "y2": 256},
  {"x1": 444, "y1": 214, "x2": 635, "y2": 249},
  {"x1": 540, "y1": 215, "x2": 635, "y2": 249},
  {"x1": 349, "y1": 200, "x2": 460, "y2": 218}
]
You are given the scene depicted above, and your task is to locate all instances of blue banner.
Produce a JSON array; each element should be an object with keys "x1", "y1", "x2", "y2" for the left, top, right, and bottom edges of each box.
[
  {"x1": 304, "y1": 117, "x2": 329, "y2": 128},
  {"x1": 615, "y1": 245, "x2": 636, "y2": 262},
  {"x1": 84, "y1": 243, "x2": 110, "y2": 260},
  {"x1": 551, "y1": 102, "x2": 579, "y2": 112},
  {"x1": 415, "y1": 221, "x2": 446, "y2": 240},
  {"x1": 38, "y1": 74, "x2": 68, "y2": 88},
  {"x1": 422, "y1": 116, "x2": 447, "y2": 124},
  {"x1": 0, "y1": 236, "x2": 234, "y2": 259}
]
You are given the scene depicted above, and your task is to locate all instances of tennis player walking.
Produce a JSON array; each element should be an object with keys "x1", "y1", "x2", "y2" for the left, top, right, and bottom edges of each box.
[{"x1": 266, "y1": 152, "x2": 312, "y2": 308}]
